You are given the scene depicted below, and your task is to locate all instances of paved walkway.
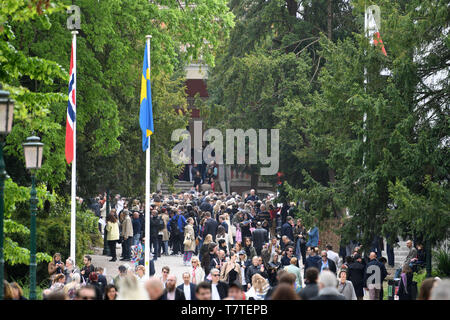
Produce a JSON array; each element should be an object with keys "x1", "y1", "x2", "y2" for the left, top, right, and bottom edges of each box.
[
  {"x1": 90, "y1": 246, "x2": 386, "y2": 299},
  {"x1": 91, "y1": 245, "x2": 203, "y2": 286}
]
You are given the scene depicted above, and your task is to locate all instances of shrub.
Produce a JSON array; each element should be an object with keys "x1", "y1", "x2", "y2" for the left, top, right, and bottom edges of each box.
[{"x1": 434, "y1": 249, "x2": 450, "y2": 277}]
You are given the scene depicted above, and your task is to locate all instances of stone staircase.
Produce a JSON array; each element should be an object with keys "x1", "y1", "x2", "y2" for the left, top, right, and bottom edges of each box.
[
  {"x1": 386, "y1": 239, "x2": 409, "y2": 280},
  {"x1": 160, "y1": 180, "x2": 193, "y2": 195}
]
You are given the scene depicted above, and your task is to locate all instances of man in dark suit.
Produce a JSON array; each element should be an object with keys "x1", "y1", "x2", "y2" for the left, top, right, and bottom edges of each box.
[
  {"x1": 204, "y1": 211, "x2": 218, "y2": 241},
  {"x1": 347, "y1": 254, "x2": 365, "y2": 300},
  {"x1": 252, "y1": 222, "x2": 268, "y2": 255},
  {"x1": 161, "y1": 275, "x2": 186, "y2": 300},
  {"x1": 299, "y1": 267, "x2": 320, "y2": 300},
  {"x1": 177, "y1": 272, "x2": 197, "y2": 300},
  {"x1": 317, "y1": 250, "x2": 337, "y2": 275},
  {"x1": 363, "y1": 252, "x2": 388, "y2": 300},
  {"x1": 209, "y1": 268, "x2": 228, "y2": 300},
  {"x1": 281, "y1": 216, "x2": 294, "y2": 242}
]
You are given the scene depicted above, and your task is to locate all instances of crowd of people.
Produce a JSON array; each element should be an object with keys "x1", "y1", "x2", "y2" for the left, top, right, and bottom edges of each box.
[{"x1": 4, "y1": 187, "x2": 449, "y2": 301}]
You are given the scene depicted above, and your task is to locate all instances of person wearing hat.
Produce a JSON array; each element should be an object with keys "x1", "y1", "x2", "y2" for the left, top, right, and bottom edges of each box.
[
  {"x1": 227, "y1": 281, "x2": 246, "y2": 300},
  {"x1": 347, "y1": 253, "x2": 365, "y2": 300}
]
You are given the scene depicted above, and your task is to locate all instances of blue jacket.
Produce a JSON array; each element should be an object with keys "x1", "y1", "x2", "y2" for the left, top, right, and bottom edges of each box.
[
  {"x1": 281, "y1": 223, "x2": 294, "y2": 241},
  {"x1": 304, "y1": 255, "x2": 321, "y2": 272},
  {"x1": 167, "y1": 214, "x2": 187, "y2": 233},
  {"x1": 306, "y1": 227, "x2": 319, "y2": 247}
]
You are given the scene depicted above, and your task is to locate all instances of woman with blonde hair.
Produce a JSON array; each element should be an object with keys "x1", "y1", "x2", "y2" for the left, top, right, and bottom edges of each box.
[
  {"x1": 3, "y1": 280, "x2": 14, "y2": 300},
  {"x1": 183, "y1": 217, "x2": 196, "y2": 266},
  {"x1": 199, "y1": 234, "x2": 213, "y2": 263},
  {"x1": 10, "y1": 282, "x2": 27, "y2": 300},
  {"x1": 223, "y1": 212, "x2": 234, "y2": 248},
  {"x1": 189, "y1": 257, "x2": 205, "y2": 284},
  {"x1": 246, "y1": 273, "x2": 270, "y2": 300},
  {"x1": 220, "y1": 251, "x2": 242, "y2": 285},
  {"x1": 116, "y1": 274, "x2": 149, "y2": 300}
]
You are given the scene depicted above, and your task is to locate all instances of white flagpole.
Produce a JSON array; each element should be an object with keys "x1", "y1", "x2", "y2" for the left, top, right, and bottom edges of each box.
[
  {"x1": 144, "y1": 35, "x2": 152, "y2": 279},
  {"x1": 70, "y1": 30, "x2": 78, "y2": 265}
]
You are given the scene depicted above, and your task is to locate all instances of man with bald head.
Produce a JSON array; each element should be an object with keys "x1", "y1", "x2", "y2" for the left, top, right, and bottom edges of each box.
[
  {"x1": 145, "y1": 277, "x2": 165, "y2": 300},
  {"x1": 394, "y1": 240, "x2": 417, "y2": 279},
  {"x1": 364, "y1": 251, "x2": 387, "y2": 300},
  {"x1": 161, "y1": 274, "x2": 186, "y2": 300}
]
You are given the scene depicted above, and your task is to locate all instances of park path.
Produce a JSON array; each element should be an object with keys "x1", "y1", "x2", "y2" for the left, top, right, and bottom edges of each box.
[{"x1": 91, "y1": 245, "x2": 199, "y2": 286}]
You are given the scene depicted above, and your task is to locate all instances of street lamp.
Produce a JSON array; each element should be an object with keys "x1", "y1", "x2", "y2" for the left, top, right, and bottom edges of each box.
[
  {"x1": 0, "y1": 83, "x2": 14, "y2": 300},
  {"x1": 22, "y1": 135, "x2": 44, "y2": 300}
]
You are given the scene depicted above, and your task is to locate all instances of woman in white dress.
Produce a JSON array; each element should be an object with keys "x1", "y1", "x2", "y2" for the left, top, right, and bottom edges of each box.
[{"x1": 189, "y1": 257, "x2": 205, "y2": 284}]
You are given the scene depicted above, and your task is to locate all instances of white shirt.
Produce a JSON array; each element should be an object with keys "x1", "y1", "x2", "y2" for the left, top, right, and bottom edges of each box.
[
  {"x1": 166, "y1": 289, "x2": 176, "y2": 300},
  {"x1": 183, "y1": 284, "x2": 191, "y2": 300},
  {"x1": 327, "y1": 250, "x2": 340, "y2": 266},
  {"x1": 211, "y1": 283, "x2": 220, "y2": 300}
]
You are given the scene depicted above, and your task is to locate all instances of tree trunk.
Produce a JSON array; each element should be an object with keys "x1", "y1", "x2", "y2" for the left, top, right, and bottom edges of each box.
[
  {"x1": 328, "y1": 168, "x2": 336, "y2": 183},
  {"x1": 327, "y1": 0, "x2": 333, "y2": 40},
  {"x1": 426, "y1": 240, "x2": 432, "y2": 277},
  {"x1": 286, "y1": 0, "x2": 298, "y2": 17}
]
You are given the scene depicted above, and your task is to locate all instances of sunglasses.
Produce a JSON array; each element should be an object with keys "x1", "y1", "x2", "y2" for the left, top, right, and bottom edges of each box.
[
  {"x1": 212, "y1": 274, "x2": 219, "y2": 277},
  {"x1": 80, "y1": 296, "x2": 95, "y2": 300},
  {"x1": 163, "y1": 271, "x2": 169, "y2": 273}
]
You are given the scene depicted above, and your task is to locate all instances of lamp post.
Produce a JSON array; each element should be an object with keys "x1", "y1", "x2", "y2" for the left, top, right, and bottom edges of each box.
[
  {"x1": 22, "y1": 135, "x2": 44, "y2": 300},
  {"x1": 102, "y1": 188, "x2": 110, "y2": 256},
  {"x1": 0, "y1": 83, "x2": 14, "y2": 300}
]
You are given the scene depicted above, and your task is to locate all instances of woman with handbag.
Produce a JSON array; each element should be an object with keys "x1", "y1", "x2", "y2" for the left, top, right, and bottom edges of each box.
[
  {"x1": 106, "y1": 213, "x2": 120, "y2": 262},
  {"x1": 220, "y1": 252, "x2": 242, "y2": 285},
  {"x1": 183, "y1": 217, "x2": 196, "y2": 266}
]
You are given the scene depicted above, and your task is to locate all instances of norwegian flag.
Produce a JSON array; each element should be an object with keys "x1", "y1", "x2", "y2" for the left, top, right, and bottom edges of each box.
[
  {"x1": 65, "y1": 40, "x2": 76, "y2": 164},
  {"x1": 366, "y1": 11, "x2": 387, "y2": 56}
]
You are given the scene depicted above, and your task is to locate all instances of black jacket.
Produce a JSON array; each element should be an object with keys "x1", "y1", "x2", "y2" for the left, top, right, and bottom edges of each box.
[
  {"x1": 281, "y1": 223, "x2": 294, "y2": 241},
  {"x1": 317, "y1": 258, "x2": 337, "y2": 274},
  {"x1": 204, "y1": 218, "x2": 218, "y2": 241},
  {"x1": 177, "y1": 283, "x2": 197, "y2": 300},
  {"x1": 150, "y1": 216, "x2": 163, "y2": 237},
  {"x1": 246, "y1": 264, "x2": 268, "y2": 284},
  {"x1": 210, "y1": 281, "x2": 229, "y2": 300},
  {"x1": 161, "y1": 288, "x2": 186, "y2": 300},
  {"x1": 397, "y1": 272, "x2": 413, "y2": 300},
  {"x1": 252, "y1": 228, "x2": 268, "y2": 252},
  {"x1": 200, "y1": 202, "x2": 213, "y2": 214},
  {"x1": 363, "y1": 259, "x2": 387, "y2": 289},
  {"x1": 311, "y1": 293, "x2": 346, "y2": 300},
  {"x1": 299, "y1": 283, "x2": 319, "y2": 300},
  {"x1": 347, "y1": 261, "x2": 365, "y2": 297}
]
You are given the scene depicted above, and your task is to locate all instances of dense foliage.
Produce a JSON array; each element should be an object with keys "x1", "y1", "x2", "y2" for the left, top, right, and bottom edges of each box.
[
  {"x1": 1, "y1": 0, "x2": 234, "y2": 281},
  {"x1": 206, "y1": 0, "x2": 449, "y2": 251}
]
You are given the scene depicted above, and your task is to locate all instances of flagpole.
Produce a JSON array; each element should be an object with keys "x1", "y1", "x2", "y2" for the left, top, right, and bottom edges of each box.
[
  {"x1": 363, "y1": 6, "x2": 369, "y2": 168},
  {"x1": 144, "y1": 34, "x2": 152, "y2": 279},
  {"x1": 70, "y1": 30, "x2": 78, "y2": 266}
]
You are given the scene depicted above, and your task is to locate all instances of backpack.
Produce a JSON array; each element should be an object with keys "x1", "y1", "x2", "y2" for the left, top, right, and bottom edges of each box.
[{"x1": 170, "y1": 216, "x2": 180, "y2": 235}]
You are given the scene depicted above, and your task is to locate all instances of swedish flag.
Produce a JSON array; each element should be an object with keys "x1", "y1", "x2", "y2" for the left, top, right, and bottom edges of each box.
[{"x1": 139, "y1": 43, "x2": 154, "y2": 151}]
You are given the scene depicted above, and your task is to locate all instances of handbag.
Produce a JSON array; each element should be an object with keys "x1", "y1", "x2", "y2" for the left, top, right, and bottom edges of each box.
[{"x1": 184, "y1": 233, "x2": 192, "y2": 246}]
